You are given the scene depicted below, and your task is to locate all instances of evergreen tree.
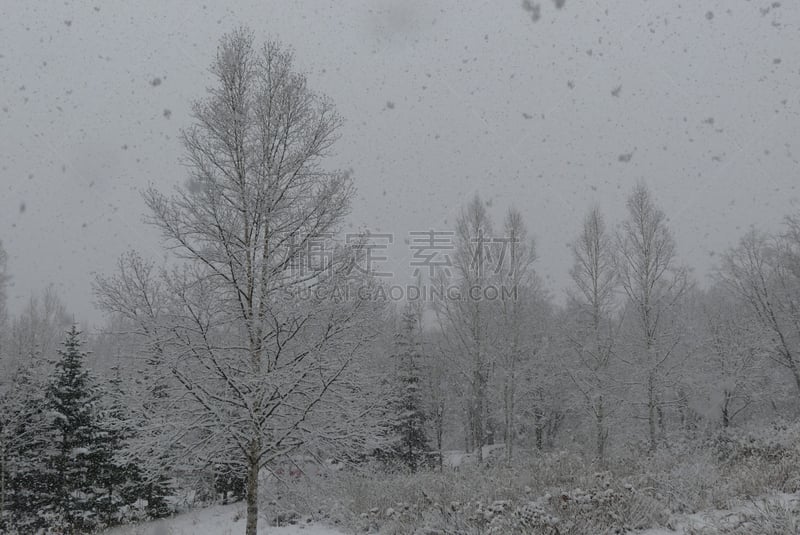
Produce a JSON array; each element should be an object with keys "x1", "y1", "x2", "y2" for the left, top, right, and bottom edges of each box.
[
  {"x1": 0, "y1": 369, "x2": 50, "y2": 532},
  {"x1": 35, "y1": 326, "x2": 144, "y2": 531},
  {"x1": 41, "y1": 326, "x2": 103, "y2": 531},
  {"x1": 88, "y1": 365, "x2": 138, "y2": 525},
  {"x1": 106, "y1": 365, "x2": 176, "y2": 520},
  {"x1": 388, "y1": 306, "x2": 430, "y2": 472}
]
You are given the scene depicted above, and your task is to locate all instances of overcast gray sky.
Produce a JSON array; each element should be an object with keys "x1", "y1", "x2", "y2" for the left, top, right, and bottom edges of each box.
[{"x1": 2, "y1": 0, "x2": 799, "y2": 326}]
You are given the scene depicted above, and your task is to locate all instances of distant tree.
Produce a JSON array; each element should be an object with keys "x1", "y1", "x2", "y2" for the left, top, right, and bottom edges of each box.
[
  {"x1": 718, "y1": 227, "x2": 800, "y2": 397},
  {"x1": 6, "y1": 286, "x2": 72, "y2": 377},
  {"x1": 423, "y1": 341, "x2": 449, "y2": 471},
  {"x1": 495, "y1": 207, "x2": 538, "y2": 463},
  {"x1": 566, "y1": 206, "x2": 619, "y2": 463},
  {"x1": 0, "y1": 241, "x2": 9, "y2": 351},
  {"x1": 433, "y1": 195, "x2": 499, "y2": 461},
  {"x1": 386, "y1": 305, "x2": 429, "y2": 472},
  {"x1": 699, "y1": 287, "x2": 768, "y2": 427},
  {"x1": 616, "y1": 183, "x2": 690, "y2": 452},
  {"x1": 517, "y1": 312, "x2": 565, "y2": 453}
]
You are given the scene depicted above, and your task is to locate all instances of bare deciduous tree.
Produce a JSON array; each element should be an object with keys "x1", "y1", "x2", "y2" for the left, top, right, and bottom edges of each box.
[
  {"x1": 718, "y1": 227, "x2": 800, "y2": 396},
  {"x1": 496, "y1": 207, "x2": 538, "y2": 463},
  {"x1": 94, "y1": 29, "x2": 380, "y2": 535},
  {"x1": 566, "y1": 206, "x2": 619, "y2": 463},
  {"x1": 616, "y1": 183, "x2": 690, "y2": 452},
  {"x1": 433, "y1": 195, "x2": 498, "y2": 461},
  {"x1": 699, "y1": 286, "x2": 768, "y2": 427}
]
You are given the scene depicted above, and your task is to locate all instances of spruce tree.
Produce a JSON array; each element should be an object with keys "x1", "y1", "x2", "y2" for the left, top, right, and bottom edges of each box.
[
  {"x1": 389, "y1": 306, "x2": 430, "y2": 472},
  {"x1": 104, "y1": 361, "x2": 175, "y2": 520},
  {"x1": 89, "y1": 366, "x2": 135, "y2": 525},
  {"x1": 42, "y1": 326, "x2": 103, "y2": 531}
]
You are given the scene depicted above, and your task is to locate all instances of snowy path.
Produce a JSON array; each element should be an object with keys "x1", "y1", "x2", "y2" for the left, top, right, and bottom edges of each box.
[{"x1": 103, "y1": 503, "x2": 348, "y2": 535}]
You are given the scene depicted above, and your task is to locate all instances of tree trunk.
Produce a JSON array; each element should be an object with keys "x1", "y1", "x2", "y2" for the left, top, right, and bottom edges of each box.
[
  {"x1": 435, "y1": 405, "x2": 444, "y2": 472},
  {"x1": 596, "y1": 395, "x2": 606, "y2": 465},
  {"x1": 245, "y1": 454, "x2": 260, "y2": 535},
  {"x1": 464, "y1": 404, "x2": 473, "y2": 454},
  {"x1": 504, "y1": 379, "x2": 514, "y2": 464},
  {"x1": 472, "y1": 373, "x2": 485, "y2": 462},
  {"x1": 648, "y1": 374, "x2": 657, "y2": 452},
  {"x1": 721, "y1": 390, "x2": 731, "y2": 428},
  {"x1": 534, "y1": 406, "x2": 544, "y2": 451}
]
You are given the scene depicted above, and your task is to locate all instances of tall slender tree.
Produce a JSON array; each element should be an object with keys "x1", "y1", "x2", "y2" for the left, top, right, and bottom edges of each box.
[
  {"x1": 387, "y1": 305, "x2": 429, "y2": 472},
  {"x1": 433, "y1": 195, "x2": 498, "y2": 461},
  {"x1": 616, "y1": 183, "x2": 690, "y2": 452},
  {"x1": 496, "y1": 207, "x2": 538, "y2": 463},
  {"x1": 0, "y1": 241, "x2": 8, "y2": 352},
  {"x1": 567, "y1": 206, "x2": 619, "y2": 463}
]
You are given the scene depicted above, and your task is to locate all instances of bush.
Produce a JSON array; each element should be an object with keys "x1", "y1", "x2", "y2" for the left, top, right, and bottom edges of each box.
[
  {"x1": 686, "y1": 499, "x2": 800, "y2": 535},
  {"x1": 255, "y1": 427, "x2": 800, "y2": 534}
]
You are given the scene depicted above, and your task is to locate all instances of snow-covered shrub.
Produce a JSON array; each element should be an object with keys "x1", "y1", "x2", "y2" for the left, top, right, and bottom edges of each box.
[
  {"x1": 285, "y1": 432, "x2": 799, "y2": 534},
  {"x1": 711, "y1": 422, "x2": 800, "y2": 496},
  {"x1": 272, "y1": 509, "x2": 300, "y2": 526},
  {"x1": 318, "y1": 458, "x2": 670, "y2": 534},
  {"x1": 549, "y1": 477, "x2": 668, "y2": 533},
  {"x1": 627, "y1": 446, "x2": 728, "y2": 513},
  {"x1": 685, "y1": 499, "x2": 800, "y2": 535}
]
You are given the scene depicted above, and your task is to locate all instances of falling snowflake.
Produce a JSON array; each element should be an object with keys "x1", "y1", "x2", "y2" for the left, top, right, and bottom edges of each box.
[{"x1": 522, "y1": 0, "x2": 541, "y2": 22}]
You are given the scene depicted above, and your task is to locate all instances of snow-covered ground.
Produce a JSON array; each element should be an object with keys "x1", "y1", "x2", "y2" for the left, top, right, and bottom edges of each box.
[
  {"x1": 442, "y1": 443, "x2": 505, "y2": 468},
  {"x1": 103, "y1": 504, "x2": 347, "y2": 535},
  {"x1": 102, "y1": 490, "x2": 800, "y2": 535},
  {"x1": 640, "y1": 493, "x2": 800, "y2": 534}
]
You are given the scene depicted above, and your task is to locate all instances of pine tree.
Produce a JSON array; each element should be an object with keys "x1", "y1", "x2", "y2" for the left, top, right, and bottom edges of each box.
[{"x1": 388, "y1": 306, "x2": 430, "y2": 472}]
